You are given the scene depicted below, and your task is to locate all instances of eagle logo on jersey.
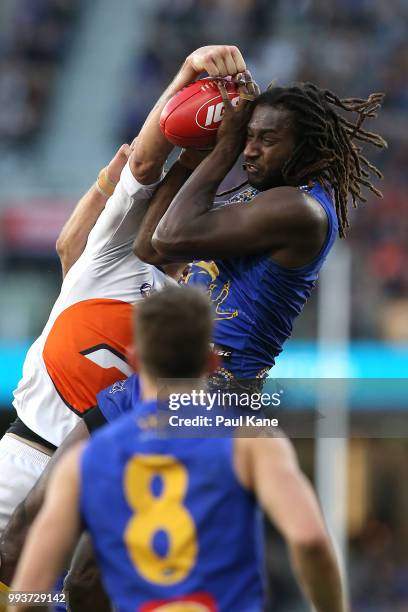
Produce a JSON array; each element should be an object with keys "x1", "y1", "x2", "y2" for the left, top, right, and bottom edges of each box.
[
  {"x1": 109, "y1": 380, "x2": 127, "y2": 394},
  {"x1": 186, "y1": 261, "x2": 238, "y2": 321},
  {"x1": 43, "y1": 298, "x2": 133, "y2": 415},
  {"x1": 208, "y1": 279, "x2": 238, "y2": 320}
]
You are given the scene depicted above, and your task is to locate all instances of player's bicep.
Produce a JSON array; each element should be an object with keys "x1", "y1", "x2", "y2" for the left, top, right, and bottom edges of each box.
[
  {"x1": 154, "y1": 200, "x2": 281, "y2": 260},
  {"x1": 155, "y1": 186, "x2": 313, "y2": 260},
  {"x1": 44, "y1": 445, "x2": 83, "y2": 521},
  {"x1": 204, "y1": 203, "x2": 279, "y2": 256},
  {"x1": 36, "y1": 444, "x2": 84, "y2": 555},
  {"x1": 85, "y1": 164, "x2": 161, "y2": 259},
  {"x1": 84, "y1": 183, "x2": 141, "y2": 257}
]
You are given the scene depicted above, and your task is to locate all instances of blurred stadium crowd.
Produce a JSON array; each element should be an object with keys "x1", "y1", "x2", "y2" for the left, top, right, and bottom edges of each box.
[
  {"x1": 0, "y1": 1, "x2": 407, "y2": 611},
  {"x1": 0, "y1": 0, "x2": 80, "y2": 145}
]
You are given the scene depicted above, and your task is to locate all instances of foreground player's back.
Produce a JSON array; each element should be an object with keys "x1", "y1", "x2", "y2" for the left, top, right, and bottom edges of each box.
[{"x1": 80, "y1": 400, "x2": 264, "y2": 612}]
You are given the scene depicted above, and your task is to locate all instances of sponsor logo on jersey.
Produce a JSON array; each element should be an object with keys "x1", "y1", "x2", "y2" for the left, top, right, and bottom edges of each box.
[
  {"x1": 140, "y1": 282, "x2": 152, "y2": 298},
  {"x1": 210, "y1": 343, "x2": 233, "y2": 361}
]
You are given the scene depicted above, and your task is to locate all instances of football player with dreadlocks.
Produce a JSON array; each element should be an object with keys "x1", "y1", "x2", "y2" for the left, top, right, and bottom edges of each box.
[{"x1": 135, "y1": 71, "x2": 386, "y2": 383}]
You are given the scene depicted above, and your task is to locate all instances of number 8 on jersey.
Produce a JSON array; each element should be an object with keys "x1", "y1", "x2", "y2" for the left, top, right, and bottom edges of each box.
[{"x1": 124, "y1": 455, "x2": 198, "y2": 585}]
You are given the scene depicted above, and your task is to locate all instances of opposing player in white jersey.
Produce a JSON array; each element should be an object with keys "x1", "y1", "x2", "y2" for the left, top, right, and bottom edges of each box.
[
  {"x1": 0, "y1": 45, "x2": 247, "y2": 602},
  {"x1": 0, "y1": 147, "x2": 175, "y2": 529}
]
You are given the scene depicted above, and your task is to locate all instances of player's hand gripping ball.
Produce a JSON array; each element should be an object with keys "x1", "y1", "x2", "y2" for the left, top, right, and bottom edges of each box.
[{"x1": 160, "y1": 77, "x2": 240, "y2": 148}]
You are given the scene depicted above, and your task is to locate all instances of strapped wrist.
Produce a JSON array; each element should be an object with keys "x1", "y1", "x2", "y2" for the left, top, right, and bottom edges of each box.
[{"x1": 95, "y1": 167, "x2": 117, "y2": 198}]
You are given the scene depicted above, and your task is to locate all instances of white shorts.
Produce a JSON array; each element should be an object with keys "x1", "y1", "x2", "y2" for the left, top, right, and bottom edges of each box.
[{"x1": 0, "y1": 434, "x2": 50, "y2": 532}]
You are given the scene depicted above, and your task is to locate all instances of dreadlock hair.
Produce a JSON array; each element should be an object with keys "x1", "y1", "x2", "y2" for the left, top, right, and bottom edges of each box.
[{"x1": 251, "y1": 82, "x2": 387, "y2": 237}]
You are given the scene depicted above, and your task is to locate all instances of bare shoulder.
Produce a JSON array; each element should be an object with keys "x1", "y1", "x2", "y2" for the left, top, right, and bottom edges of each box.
[
  {"x1": 250, "y1": 434, "x2": 297, "y2": 462},
  {"x1": 251, "y1": 185, "x2": 328, "y2": 230},
  {"x1": 234, "y1": 434, "x2": 298, "y2": 490},
  {"x1": 52, "y1": 441, "x2": 86, "y2": 483},
  {"x1": 44, "y1": 441, "x2": 86, "y2": 507},
  {"x1": 236, "y1": 433, "x2": 295, "y2": 457}
]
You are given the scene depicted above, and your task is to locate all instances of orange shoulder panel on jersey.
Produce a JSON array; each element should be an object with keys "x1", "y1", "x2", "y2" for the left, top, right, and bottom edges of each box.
[{"x1": 43, "y1": 299, "x2": 134, "y2": 415}]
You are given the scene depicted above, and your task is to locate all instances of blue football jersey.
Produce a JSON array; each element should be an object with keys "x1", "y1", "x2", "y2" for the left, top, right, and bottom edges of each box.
[
  {"x1": 80, "y1": 400, "x2": 264, "y2": 612},
  {"x1": 186, "y1": 182, "x2": 338, "y2": 378},
  {"x1": 96, "y1": 375, "x2": 139, "y2": 422}
]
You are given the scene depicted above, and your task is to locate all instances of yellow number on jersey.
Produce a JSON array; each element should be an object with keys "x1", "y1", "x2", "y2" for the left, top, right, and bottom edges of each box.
[{"x1": 123, "y1": 454, "x2": 198, "y2": 585}]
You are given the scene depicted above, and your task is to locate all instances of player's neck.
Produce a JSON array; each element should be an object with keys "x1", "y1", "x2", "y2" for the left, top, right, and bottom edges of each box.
[
  {"x1": 139, "y1": 371, "x2": 158, "y2": 401},
  {"x1": 139, "y1": 371, "x2": 210, "y2": 402}
]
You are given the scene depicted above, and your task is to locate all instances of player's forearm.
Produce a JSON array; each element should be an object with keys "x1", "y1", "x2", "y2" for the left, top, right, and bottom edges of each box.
[
  {"x1": 290, "y1": 539, "x2": 347, "y2": 612},
  {"x1": 56, "y1": 143, "x2": 131, "y2": 277},
  {"x1": 152, "y1": 140, "x2": 240, "y2": 256},
  {"x1": 56, "y1": 185, "x2": 107, "y2": 278},
  {"x1": 63, "y1": 533, "x2": 110, "y2": 612},
  {"x1": 134, "y1": 161, "x2": 193, "y2": 264},
  {"x1": 0, "y1": 488, "x2": 44, "y2": 586},
  {"x1": 130, "y1": 59, "x2": 198, "y2": 184},
  {"x1": 10, "y1": 512, "x2": 75, "y2": 597}
]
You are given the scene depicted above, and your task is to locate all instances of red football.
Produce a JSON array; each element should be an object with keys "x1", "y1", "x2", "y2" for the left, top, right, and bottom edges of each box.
[{"x1": 160, "y1": 77, "x2": 240, "y2": 148}]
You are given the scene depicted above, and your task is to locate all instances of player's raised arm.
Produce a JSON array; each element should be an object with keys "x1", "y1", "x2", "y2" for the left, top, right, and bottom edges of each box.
[
  {"x1": 236, "y1": 436, "x2": 347, "y2": 612},
  {"x1": 56, "y1": 143, "x2": 132, "y2": 278},
  {"x1": 151, "y1": 75, "x2": 328, "y2": 263},
  {"x1": 134, "y1": 148, "x2": 210, "y2": 265},
  {"x1": 8, "y1": 444, "x2": 84, "y2": 610},
  {"x1": 130, "y1": 45, "x2": 246, "y2": 185}
]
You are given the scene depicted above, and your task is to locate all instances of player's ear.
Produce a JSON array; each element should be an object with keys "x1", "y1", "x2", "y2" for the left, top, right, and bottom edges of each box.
[
  {"x1": 126, "y1": 345, "x2": 140, "y2": 373},
  {"x1": 207, "y1": 346, "x2": 220, "y2": 374}
]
